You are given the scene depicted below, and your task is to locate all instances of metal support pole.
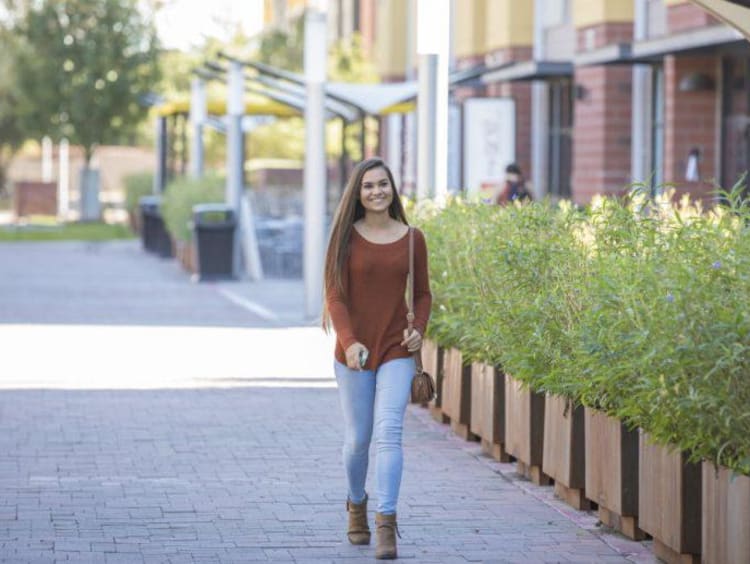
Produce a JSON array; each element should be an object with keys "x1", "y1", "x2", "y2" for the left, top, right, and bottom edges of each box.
[
  {"x1": 227, "y1": 60, "x2": 245, "y2": 278},
  {"x1": 417, "y1": 53, "x2": 437, "y2": 200},
  {"x1": 416, "y1": 0, "x2": 449, "y2": 201},
  {"x1": 631, "y1": 0, "x2": 651, "y2": 187},
  {"x1": 190, "y1": 78, "x2": 207, "y2": 178},
  {"x1": 58, "y1": 138, "x2": 69, "y2": 219},
  {"x1": 340, "y1": 117, "x2": 347, "y2": 196},
  {"x1": 154, "y1": 116, "x2": 168, "y2": 194},
  {"x1": 304, "y1": 2, "x2": 328, "y2": 319},
  {"x1": 531, "y1": 0, "x2": 548, "y2": 200},
  {"x1": 359, "y1": 113, "x2": 366, "y2": 160},
  {"x1": 41, "y1": 136, "x2": 53, "y2": 183}
]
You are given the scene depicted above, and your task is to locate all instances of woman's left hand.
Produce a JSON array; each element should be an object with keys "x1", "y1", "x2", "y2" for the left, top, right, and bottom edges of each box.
[{"x1": 401, "y1": 328, "x2": 422, "y2": 352}]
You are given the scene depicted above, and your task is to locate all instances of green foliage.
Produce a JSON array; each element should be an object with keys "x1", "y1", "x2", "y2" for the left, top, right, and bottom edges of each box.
[
  {"x1": 0, "y1": 221, "x2": 133, "y2": 241},
  {"x1": 0, "y1": 22, "x2": 26, "y2": 195},
  {"x1": 160, "y1": 175, "x2": 224, "y2": 242},
  {"x1": 13, "y1": 0, "x2": 161, "y2": 164},
  {"x1": 123, "y1": 172, "x2": 153, "y2": 216},
  {"x1": 416, "y1": 189, "x2": 750, "y2": 475},
  {"x1": 255, "y1": 16, "x2": 305, "y2": 73}
]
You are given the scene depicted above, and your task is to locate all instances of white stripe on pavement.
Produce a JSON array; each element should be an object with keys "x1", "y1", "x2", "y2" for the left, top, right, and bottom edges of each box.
[{"x1": 216, "y1": 288, "x2": 279, "y2": 322}]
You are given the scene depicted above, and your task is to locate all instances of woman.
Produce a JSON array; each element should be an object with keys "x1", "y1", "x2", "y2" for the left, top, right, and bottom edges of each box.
[{"x1": 323, "y1": 157, "x2": 432, "y2": 560}]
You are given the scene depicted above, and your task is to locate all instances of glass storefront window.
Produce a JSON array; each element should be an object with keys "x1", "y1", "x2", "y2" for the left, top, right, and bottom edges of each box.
[
  {"x1": 548, "y1": 79, "x2": 573, "y2": 199},
  {"x1": 721, "y1": 55, "x2": 750, "y2": 195}
]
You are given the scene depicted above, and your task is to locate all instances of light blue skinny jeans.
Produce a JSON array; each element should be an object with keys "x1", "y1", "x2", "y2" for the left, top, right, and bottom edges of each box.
[{"x1": 334, "y1": 357, "x2": 415, "y2": 515}]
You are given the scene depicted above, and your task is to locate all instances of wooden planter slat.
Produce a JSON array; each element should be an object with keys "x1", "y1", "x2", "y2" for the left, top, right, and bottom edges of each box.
[
  {"x1": 422, "y1": 339, "x2": 447, "y2": 423},
  {"x1": 441, "y1": 348, "x2": 475, "y2": 441},
  {"x1": 470, "y1": 363, "x2": 509, "y2": 462},
  {"x1": 638, "y1": 433, "x2": 701, "y2": 564},
  {"x1": 505, "y1": 376, "x2": 549, "y2": 485},
  {"x1": 584, "y1": 408, "x2": 644, "y2": 540},
  {"x1": 702, "y1": 462, "x2": 750, "y2": 564},
  {"x1": 542, "y1": 395, "x2": 589, "y2": 509}
]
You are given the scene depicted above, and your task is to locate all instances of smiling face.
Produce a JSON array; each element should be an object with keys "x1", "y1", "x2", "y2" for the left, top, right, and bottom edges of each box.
[{"x1": 359, "y1": 167, "x2": 394, "y2": 214}]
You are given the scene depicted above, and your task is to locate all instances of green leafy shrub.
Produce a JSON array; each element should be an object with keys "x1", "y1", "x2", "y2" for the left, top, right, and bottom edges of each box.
[
  {"x1": 416, "y1": 189, "x2": 750, "y2": 475},
  {"x1": 123, "y1": 172, "x2": 153, "y2": 219},
  {"x1": 160, "y1": 175, "x2": 224, "y2": 242}
]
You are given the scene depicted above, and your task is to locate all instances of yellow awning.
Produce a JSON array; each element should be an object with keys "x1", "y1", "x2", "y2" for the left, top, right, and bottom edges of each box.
[
  {"x1": 691, "y1": 0, "x2": 750, "y2": 40},
  {"x1": 155, "y1": 94, "x2": 300, "y2": 118}
]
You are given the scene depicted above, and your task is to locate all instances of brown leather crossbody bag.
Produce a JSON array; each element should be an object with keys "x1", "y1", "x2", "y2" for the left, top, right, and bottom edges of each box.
[{"x1": 407, "y1": 227, "x2": 436, "y2": 404}]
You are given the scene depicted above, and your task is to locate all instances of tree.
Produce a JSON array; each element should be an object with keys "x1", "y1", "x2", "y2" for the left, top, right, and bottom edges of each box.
[
  {"x1": 14, "y1": 0, "x2": 161, "y2": 166},
  {"x1": 0, "y1": 23, "x2": 26, "y2": 197}
]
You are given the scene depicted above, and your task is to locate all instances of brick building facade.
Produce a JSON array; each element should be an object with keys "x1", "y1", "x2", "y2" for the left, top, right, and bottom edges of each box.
[{"x1": 268, "y1": 0, "x2": 750, "y2": 205}]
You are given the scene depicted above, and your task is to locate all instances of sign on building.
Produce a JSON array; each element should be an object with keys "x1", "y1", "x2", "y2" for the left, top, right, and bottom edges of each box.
[{"x1": 463, "y1": 98, "x2": 516, "y2": 201}]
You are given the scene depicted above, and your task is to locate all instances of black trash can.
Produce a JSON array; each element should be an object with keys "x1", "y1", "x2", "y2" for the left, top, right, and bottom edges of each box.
[
  {"x1": 138, "y1": 195, "x2": 160, "y2": 253},
  {"x1": 193, "y1": 203, "x2": 236, "y2": 281},
  {"x1": 139, "y1": 195, "x2": 173, "y2": 258}
]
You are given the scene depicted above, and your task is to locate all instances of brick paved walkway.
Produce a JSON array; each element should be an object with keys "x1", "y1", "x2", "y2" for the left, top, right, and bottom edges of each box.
[{"x1": 0, "y1": 241, "x2": 657, "y2": 563}]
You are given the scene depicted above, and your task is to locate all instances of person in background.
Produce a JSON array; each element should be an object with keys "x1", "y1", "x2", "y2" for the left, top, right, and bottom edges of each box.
[{"x1": 495, "y1": 163, "x2": 532, "y2": 205}]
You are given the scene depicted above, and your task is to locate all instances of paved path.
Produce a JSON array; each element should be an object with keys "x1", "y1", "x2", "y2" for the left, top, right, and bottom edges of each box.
[{"x1": 0, "y1": 241, "x2": 657, "y2": 563}]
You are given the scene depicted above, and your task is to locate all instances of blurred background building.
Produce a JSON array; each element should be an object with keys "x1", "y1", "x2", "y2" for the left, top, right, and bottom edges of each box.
[{"x1": 261, "y1": 0, "x2": 749, "y2": 205}]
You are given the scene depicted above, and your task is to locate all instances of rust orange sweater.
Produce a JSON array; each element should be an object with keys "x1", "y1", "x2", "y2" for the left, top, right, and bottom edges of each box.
[{"x1": 326, "y1": 227, "x2": 432, "y2": 371}]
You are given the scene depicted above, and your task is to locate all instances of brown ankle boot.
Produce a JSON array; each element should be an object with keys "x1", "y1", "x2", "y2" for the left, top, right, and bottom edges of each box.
[
  {"x1": 346, "y1": 494, "x2": 370, "y2": 545},
  {"x1": 375, "y1": 512, "x2": 399, "y2": 559}
]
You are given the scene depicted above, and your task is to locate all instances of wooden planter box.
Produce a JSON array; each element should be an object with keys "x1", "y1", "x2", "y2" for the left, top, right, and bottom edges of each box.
[
  {"x1": 441, "y1": 348, "x2": 475, "y2": 440},
  {"x1": 470, "y1": 363, "x2": 509, "y2": 461},
  {"x1": 175, "y1": 240, "x2": 197, "y2": 274},
  {"x1": 421, "y1": 339, "x2": 447, "y2": 423},
  {"x1": 584, "y1": 408, "x2": 644, "y2": 540},
  {"x1": 702, "y1": 462, "x2": 750, "y2": 564},
  {"x1": 505, "y1": 375, "x2": 548, "y2": 484},
  {"x1": 638, "y1": 432, "x2": 701, "y2": 563},
  {"x1": 542, "y1": 395, "x2": 588, "y2": 509}
]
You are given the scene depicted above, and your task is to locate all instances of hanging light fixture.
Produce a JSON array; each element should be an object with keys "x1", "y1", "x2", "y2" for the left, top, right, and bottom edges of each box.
[{"x1": 678, "y1": 72, "x2": 715, "y2": 92}]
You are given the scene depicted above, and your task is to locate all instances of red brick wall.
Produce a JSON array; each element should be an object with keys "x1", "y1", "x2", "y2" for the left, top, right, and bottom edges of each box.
[
  {"x1": 14, "y1": 181, "x2": 58, "y2": 217},
  {"x1": 571, "y1": 23, "x2": 634, "y2": 204},
  {"x1": 571, "y1": 65, "x2": 633, "y2": 204},
  {"x1": 453, "y1": 54, "x2": 487, "y2": 103},
  {"x1": 663, "y1": 55, "x2": 718, "y2": 201},
  {"x1": 667, "y1": 2, "x2": 719, "y2": 34},
  {"x1": 483, "y1": 47, "x2": 533, "y2": 179},
  {"x1": 576, "y1": 22, "x2": 633, "y2": 51}
]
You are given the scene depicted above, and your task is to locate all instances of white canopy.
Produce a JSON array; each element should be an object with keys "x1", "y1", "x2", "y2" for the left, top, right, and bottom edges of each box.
[
  {"x1": 691, "y1": 0, "x2": 750, "y2": 40},
  {"x1": 325, "y1": 81, "x2": 418, "y2": 116}
]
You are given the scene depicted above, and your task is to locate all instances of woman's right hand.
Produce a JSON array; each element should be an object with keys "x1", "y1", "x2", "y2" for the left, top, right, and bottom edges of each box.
[{"x1": 345, "y1": 342, "x2": 369, "y2": 371}]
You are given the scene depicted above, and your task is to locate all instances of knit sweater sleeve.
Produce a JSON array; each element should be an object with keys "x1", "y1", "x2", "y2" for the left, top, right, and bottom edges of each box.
[
  {"x1": 413, "y1": 228, "x2": 432, "y2": 336},
  {"x1": 325, "y1": 255, "x2": 357, "y2": 350}
]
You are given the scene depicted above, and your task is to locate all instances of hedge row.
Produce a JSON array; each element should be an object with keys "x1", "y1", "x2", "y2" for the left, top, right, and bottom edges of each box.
[
  {"x1": 161, "y1": 175, "x2": 224, "y2": 242},
  {"x1": 416, "y1": 190, "x2": 750, "y2": 475}
]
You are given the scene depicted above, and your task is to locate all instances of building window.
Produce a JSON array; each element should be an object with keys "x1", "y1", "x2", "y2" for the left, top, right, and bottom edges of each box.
[
  {"x1": 651, "y1": 65, "x2": 665, "y2": 195},
  {"x1": 721, "y1": 55, "x2": 750, "y2": 195},
  {"x1": 548, "y1": 79, "x2": 573, "y2": 199},
  {"x1": 544, "y1": 0, "x2": 570, "y2": 28}
]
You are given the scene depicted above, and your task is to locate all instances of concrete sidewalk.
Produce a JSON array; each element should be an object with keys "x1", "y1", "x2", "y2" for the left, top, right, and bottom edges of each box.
[{"x1": 0, "y1": 240, "x2": 656, "y2": 563}]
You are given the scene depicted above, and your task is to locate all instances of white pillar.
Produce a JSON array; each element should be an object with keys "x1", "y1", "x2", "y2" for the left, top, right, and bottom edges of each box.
[
  {"x1": 631, "y1": 0, "x2": 651, "y2": 186},
  {"x1": 226, "y1": 61, "x2": 245, "y2": 278},
  {"x1": 304, "y1": 0, "x2": 328, "y2": 319},
  {"x1": 417, "y1": 0, "x2": 449, "y2": 201},
  {"x1": 417, "y1": 53, "x2": 437, "y2": 200},
  {"x1": 530, "y1": 0, "x2": 548, "y2": 200},
  {"x1": 41, "y1": 136, "x2": 53, "y2": 183},
  {"x1": 190, "y1": 77, "x2": 207, "y2": 178},
  {"x1": 58, "y1": 138, "x2": 69, "y2": 219},
  {"x1": 154, "y1": 117, "x2": 167, "y2": 194}
]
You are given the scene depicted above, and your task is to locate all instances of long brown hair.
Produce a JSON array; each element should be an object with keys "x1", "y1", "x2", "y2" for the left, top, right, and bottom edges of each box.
[{"x1": 322, "y1": 157, "x2": 409, "y2": 331}]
